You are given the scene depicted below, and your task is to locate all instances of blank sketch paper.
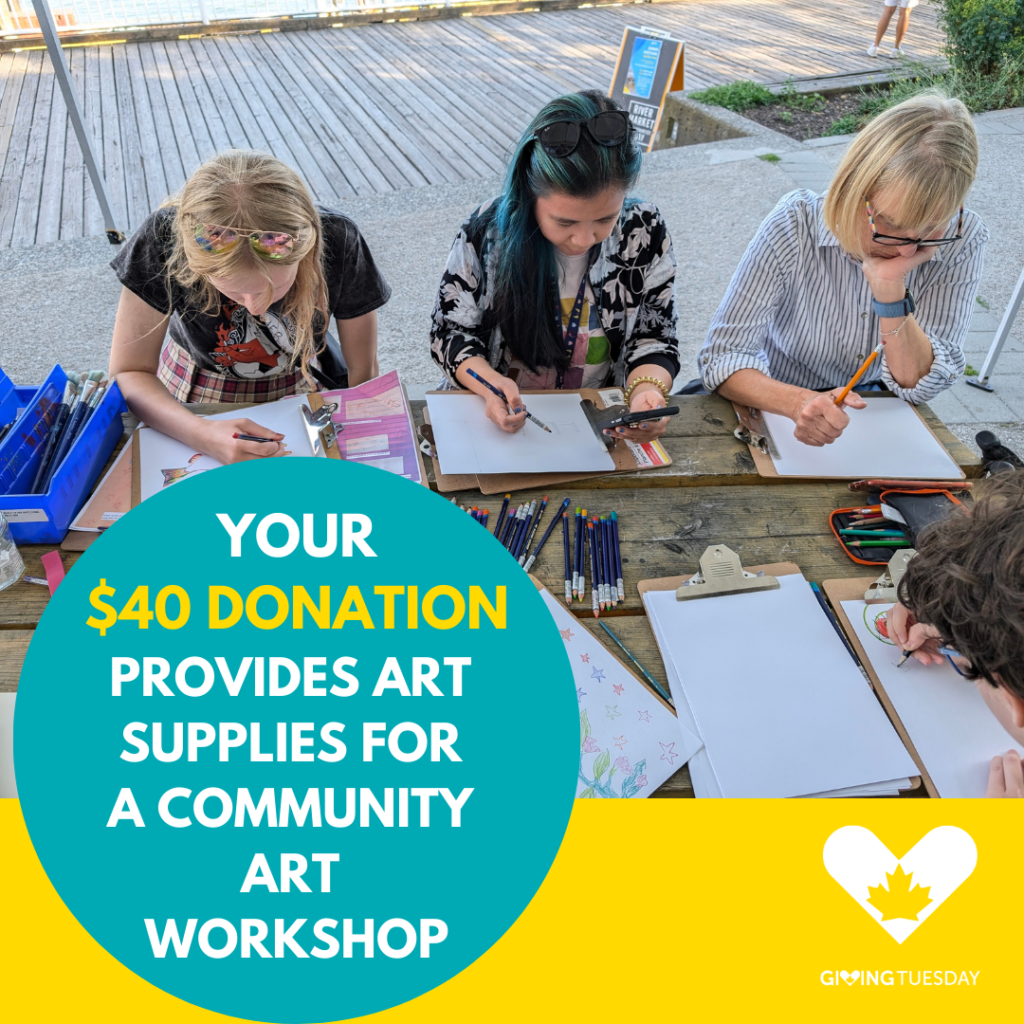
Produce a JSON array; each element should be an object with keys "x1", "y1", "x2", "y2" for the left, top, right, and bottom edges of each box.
[
  {"x1": 843, "y1": 600, "x2": 1024, "y2": 797},
  {"x1": 426, "y1": 393, "x2": 616, "y2": 475},
  {"x1": 540, "y1": 590, "x2": 702, "y2": 797},
  {"x1": 643, "y1": 574, "x2": 917, "y2": 798},
  {"x1": 137, "y1": 399, "x2": 312, "y2": 501},
  {"x1": 760, "y1": 400, "x2": 962, "y2": 479}
]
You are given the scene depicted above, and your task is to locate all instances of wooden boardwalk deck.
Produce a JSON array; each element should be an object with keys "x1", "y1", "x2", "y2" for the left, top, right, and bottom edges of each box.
[{"x1": 0, "y1": 0, "x2": 944, "y2": 246}]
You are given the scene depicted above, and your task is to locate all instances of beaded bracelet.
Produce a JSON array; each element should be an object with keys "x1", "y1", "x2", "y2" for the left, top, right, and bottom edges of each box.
[{"x1": 624, "y1": 375, "x2": 670, "y2": 405}]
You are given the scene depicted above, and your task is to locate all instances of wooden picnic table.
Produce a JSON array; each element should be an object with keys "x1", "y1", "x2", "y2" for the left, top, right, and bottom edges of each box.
[{"x1": 0, "y1": 394, "x2": 978, "y2": 797}]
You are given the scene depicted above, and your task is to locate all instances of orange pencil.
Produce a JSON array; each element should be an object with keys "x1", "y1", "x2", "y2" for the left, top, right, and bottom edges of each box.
[{"x1": 834, "y1": 342, "x2": 883, "y2": 406}]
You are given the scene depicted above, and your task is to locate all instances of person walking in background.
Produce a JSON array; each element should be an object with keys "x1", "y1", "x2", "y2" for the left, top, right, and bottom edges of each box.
[{"x1": 867, "y1": 0, "x2": 917, "y2": 58}]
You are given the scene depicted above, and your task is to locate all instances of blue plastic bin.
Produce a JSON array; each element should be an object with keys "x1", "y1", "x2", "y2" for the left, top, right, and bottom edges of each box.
[{"x1": 0, "y1": 364, "x2": 128, "y2": 544}]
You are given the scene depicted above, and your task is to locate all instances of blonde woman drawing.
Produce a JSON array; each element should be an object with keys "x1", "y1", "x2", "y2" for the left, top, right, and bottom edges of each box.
[
  {"x1": 698, "y1": 92, "x2": 987, "y2": 447},
  {"x1": 109, "y1": 151, "x2": 390, "y2": 464}
]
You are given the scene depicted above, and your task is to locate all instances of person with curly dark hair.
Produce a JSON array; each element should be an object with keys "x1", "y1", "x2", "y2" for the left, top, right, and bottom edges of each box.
[{"x1": 887, "y1": 470, "x2": 1024, "y2": 797}]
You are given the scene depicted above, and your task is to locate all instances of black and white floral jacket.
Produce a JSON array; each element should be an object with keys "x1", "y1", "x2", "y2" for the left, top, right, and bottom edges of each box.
[{"x1": 429, "y1": 197, "x2": 680, "y2": 386}]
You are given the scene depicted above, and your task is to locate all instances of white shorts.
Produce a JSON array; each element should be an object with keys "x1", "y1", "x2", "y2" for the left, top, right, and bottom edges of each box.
[{"x1": 884, "y1": 0, "x2": 918, "y2": 9}]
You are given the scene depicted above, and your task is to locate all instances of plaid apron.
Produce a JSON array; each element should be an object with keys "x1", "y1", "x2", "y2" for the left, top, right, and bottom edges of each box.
[{"x1": 158, "y1": 339, "x2": 314, "y2": 405}]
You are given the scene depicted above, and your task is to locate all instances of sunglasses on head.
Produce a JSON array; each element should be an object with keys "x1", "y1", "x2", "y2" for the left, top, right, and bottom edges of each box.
[
  {"x1": 193, "y1": 222, "x2": 302, "y2": 259},
  {"x1": 865, "y1": 201, "x2": 964, "y2": 248},
  {"x1": 535, "y1": 110, "x2": 632, "y2": 158}
]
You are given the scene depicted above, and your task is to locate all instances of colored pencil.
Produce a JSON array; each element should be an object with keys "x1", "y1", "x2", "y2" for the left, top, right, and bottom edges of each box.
[
  {"x1": 601, "y1": 516, "x2": 615, "y2": 608},
  {"x1": 839, "y1": 528, "x2": 907, "y2": 537},
  {"x1": 514, "y1": 500, "x2": 536, "y2": 559},
  {"x1": 480, "y1": 511, "x2": 489, "y2": 529},
  {"x1": 523, "y1": 498, "x2": 570, "y2": 571},
  {"x1": 808, "y1": 582, "x2": 859, "y2": 666},
  {"x1": 598, "y1": 621, "x2": 674, "y2": 707},
  {"x1": 465, "y1": 367, "x2": 552, "y2": 432},
  {"x1": 562, "y1": 512, "x2": 571, "y2": 605},
  {"x1": 846, "y1": 539, "x2": 912, "y2": 548},
  {"x1": 581, "y1": 512, "x2": 589, "y2": 598},
  {"x1": 588, "y1": 518, "x2": 600, "y2": 618},
  {"x1": 834, "y1": 342, "x2": 883, "y2": 406},
  {"x1": 611, "y1": 511, "x2": 624, "y2": 603},
  {"x1": 572, "y1": 507, "x2": 582, "y2": 597},
  {"x1": 519, "y1": 496, "x2": 547, "y2": 565},
  {"x1": 501, "y1": 505, "x2": 521, "y2": 547},
  {"x1": 493, "y1": 494, "x2": 510, "y2": 537},
  {"x1": 232, "y1": 433, "x2": 275, "y2": 443}
]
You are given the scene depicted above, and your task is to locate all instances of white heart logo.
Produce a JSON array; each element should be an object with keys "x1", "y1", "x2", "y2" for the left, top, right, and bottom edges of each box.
[
  {"x1": 824, "y1": 826, "x2": 977, "y2": 944},
  {"x1": 839, "y1": 970, "x2": 860, "y2": 985}
]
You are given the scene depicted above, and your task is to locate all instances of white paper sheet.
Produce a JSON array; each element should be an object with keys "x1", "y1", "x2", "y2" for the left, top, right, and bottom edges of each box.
[
  {"x1": 760, "y1": 399, "x2": 961, "y2": 479},
  {"x1": 426, "y1": 393, "x2": 615, "y2": 475},
  {"x1": 137, "y1": 398, "x2": 312, "y2": 501},
  {"x1": 843, "y1": 600, "x2": 1024, "y2": 797},
  {"x1": 645, "y1": 595, "x2": 911, "y2": 799},
  {"x1": 643, "y1": 574, "x2": 917, "y2": 798},
  {"x1": 540, "y1": 590, "x2": 702, "y2": 797}
]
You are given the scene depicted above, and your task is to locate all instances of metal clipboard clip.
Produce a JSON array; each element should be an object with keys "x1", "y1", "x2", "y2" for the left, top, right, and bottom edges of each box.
[
  {"x1": 675, "y1": 544, "x2": 780, "y2": 601},
  {"x1": 300, "y1": 399, "x2": 340, "y2": 458},
  {"x1": 734, "y1": 406, "x2": 780, "y2": 459},
  {"x1": 864, "y1": 548, "x2": 917, "y2": 604}
]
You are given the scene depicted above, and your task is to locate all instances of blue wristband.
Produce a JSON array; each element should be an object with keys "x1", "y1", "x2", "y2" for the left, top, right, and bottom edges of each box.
[{"x1": 872, "y1": 289, "x2": 916, "y2": 318}]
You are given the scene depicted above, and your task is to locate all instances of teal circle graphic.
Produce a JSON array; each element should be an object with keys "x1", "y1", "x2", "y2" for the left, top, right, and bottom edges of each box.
[{"x1": 15, "y1": 458, "x2": 578, "y2": 1022}]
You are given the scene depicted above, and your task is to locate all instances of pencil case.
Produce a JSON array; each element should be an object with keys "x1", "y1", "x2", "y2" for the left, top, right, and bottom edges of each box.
[{"x1": 828, "y1": 488, "x2": 966, "y2": 565}]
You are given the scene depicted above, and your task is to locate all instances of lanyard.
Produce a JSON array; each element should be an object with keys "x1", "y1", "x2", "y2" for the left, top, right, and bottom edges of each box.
[{"x1": 556, "y1": 270, "x2": 589, "y2": 390}]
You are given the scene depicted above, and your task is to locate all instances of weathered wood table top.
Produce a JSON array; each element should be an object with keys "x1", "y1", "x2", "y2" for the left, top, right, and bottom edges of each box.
[{"x1": 2, "y1": 393, "x2": 973, "y2": 798}]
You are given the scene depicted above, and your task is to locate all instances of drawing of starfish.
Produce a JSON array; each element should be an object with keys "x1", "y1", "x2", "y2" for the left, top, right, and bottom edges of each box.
[
  {"x1": 606, "y1": 704, "x2": 621, "y2": 720},
  {"x1": 613, "y1": 683, "x2": 624, "y2": 695},
  {"x1": 580, "y1": 653, "x2": 590, "y2": 663},
  {"x1": 591, "y1": 667, "x2": 606, "y2": 682},
  {"x1": 660, "y1": 741, "x2": 679, "y2": 765},
  {"x1": 560, "y1": 627, "x2": 574, "y2": 642},
  {"x1": 637, "y1": 710, "x2": 651, "y2": 723},
  {"x1": 613, "y1": 734, "x2": 627, "y2": 750},
  {"x1": 576, "y1": 686, "x2": 586, "y2": 701}
]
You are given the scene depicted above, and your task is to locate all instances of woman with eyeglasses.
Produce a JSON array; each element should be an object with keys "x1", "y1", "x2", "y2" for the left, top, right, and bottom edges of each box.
[
  {"x1": 108, "y1": 150, "x2": 390, "y2": 463},
  {"x1": 698, "y1": 91, "x2": 987, "y2": 447},
  {"x1": 886, "y1": 470, "x2": 1024, "y2": 798},
  {"x1": 429, "y1": 90, "x2": 679, "y2": 439}
]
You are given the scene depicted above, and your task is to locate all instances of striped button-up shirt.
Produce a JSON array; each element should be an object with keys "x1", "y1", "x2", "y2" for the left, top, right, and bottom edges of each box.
[{"x1": 699, "y1": 190, "x2": 988, "y2": 403}]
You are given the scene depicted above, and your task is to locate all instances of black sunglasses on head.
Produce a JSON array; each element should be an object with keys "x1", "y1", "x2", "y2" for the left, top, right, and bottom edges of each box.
[{"x1": 535, "y1": 110, "x2": 632, "y2": 157}]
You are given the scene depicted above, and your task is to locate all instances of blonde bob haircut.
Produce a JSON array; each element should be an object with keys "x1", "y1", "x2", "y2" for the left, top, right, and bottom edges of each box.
[
  {"x1": 162, "y1": 150, "x2": 328, "y2": 385},
  {"x1": 824, "y1": 91, "x2": 978, "y2": 259}
]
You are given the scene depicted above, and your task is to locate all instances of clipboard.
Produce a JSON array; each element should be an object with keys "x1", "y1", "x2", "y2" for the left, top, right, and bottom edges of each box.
[
  {"x1": 422, "y1": 387, "x2": 673, "y2": 495},
  {"x1": 130, "y1": 392, "x2": 340, "y2": 508},
  {"x1": 639, "y1": 551, "x2": 923, "y2": 796},
  {"x1": 732, "y1": 395, "x2": 967, "y2": 481},
  {"x1": 822, "y1": 575, "x2": 939, "y2": 797}
]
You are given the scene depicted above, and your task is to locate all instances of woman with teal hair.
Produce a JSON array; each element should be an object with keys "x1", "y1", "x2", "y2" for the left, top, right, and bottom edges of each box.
[{"x1": 429, "y1": 90, "x2": 679, "y2": 438}]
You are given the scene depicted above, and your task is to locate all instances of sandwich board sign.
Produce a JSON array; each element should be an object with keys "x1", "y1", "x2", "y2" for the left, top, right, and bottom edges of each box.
[{"x1": 609, "y1": 26, "x2": 685, "y2": 151}]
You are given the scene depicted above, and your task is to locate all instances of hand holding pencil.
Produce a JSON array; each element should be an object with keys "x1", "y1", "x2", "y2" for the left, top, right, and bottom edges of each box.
[
  {"x1": 790, "y1": 386, "x2": 867, "y2": 447},
  {"x1": 460, "y1": 363, "x2": 551, "y2": 435}
]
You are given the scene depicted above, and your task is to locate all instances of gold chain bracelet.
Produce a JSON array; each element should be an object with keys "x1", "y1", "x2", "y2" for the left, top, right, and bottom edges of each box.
[{"x1": 623, "y1": 375, "x2": 670, "y2": 405}]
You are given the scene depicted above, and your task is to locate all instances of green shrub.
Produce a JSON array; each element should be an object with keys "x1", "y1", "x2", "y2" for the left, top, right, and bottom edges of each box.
[
  {"x1": 757, "y1": 152, "x2": 781, "y2": 162},
  {"x1": 690, "y1": 80, "x2": 774, "y2": 111},
  {"x1": 779, "y1": 79, "x2": 827, "y2": 111},
  {"x1": 824, "y1": 114, "x2": 860, "y2": 135},
  {"x1": 939, "y1": 0, "x2": 1024, "y2": 76}
]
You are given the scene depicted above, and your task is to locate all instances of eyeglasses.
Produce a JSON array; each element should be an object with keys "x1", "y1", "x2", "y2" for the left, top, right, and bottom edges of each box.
[
  {"x1": 937, "y1": 646, "x2": 972, "y2": 678},
  {"x1": 535, "y1": 111, "x2": 632, "y2": 158},
  {"x1": 865, "y1": 201, "x2": 963, "y2": 248},
  {"x1": 193, "y1": 223, "x2": 303, "y2": 260}
]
